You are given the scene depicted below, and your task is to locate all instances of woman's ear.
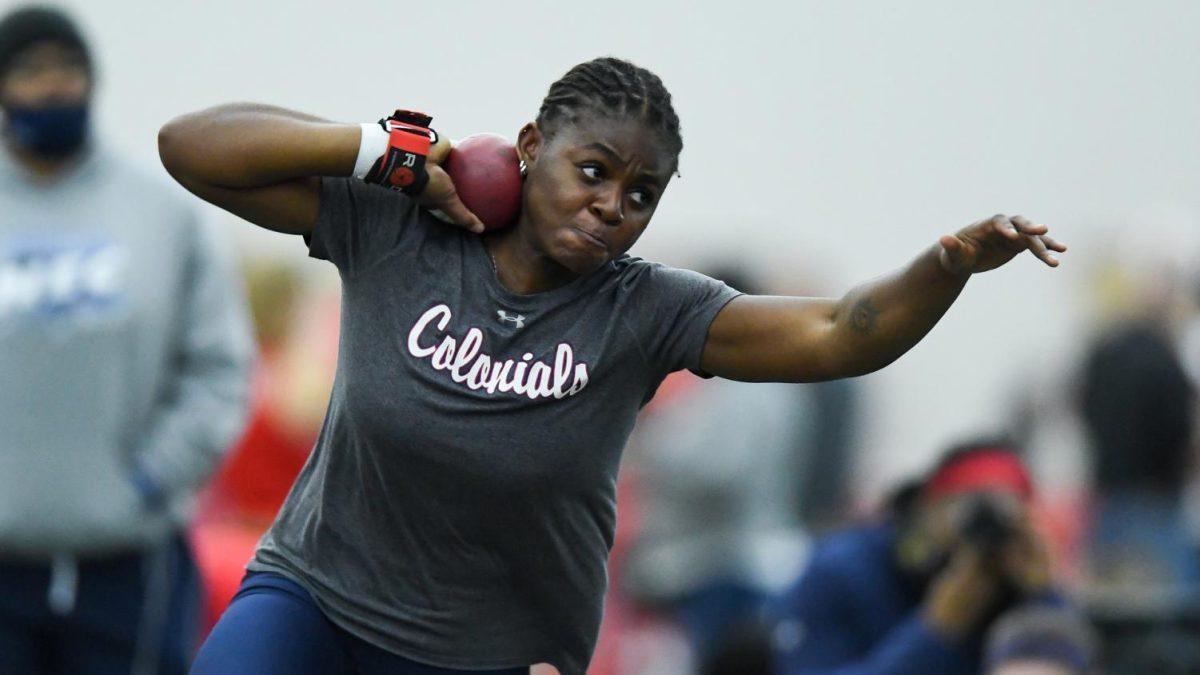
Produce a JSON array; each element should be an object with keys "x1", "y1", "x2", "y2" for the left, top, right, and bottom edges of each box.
[{"x1": 516, "y1": 122, "x2": 542, "y2": 169}]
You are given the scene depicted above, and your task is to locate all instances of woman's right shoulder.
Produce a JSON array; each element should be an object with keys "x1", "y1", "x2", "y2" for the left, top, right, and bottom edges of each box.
[
  {"x1": 610, "y1": 255, "x2": 728, "y2": 298},
  {"x1": 610, "y1": 255, "x2": 683, "y2": 285}
]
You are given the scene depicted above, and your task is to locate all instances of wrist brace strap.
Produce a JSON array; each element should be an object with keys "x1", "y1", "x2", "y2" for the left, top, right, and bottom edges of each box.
[{"x1": 361, "y1": 109, "x2": 437, "y2": 195}]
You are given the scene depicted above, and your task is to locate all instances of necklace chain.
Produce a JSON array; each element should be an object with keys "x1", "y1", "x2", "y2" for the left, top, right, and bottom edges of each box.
[{"x1": 486, "y1": 248, "x2": 499, "y2": 276}]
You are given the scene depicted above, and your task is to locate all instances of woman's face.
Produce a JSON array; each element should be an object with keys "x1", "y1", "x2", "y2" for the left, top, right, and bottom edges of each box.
[{"x1": 516, "y1": 114, "x2": 675, "y2": 275}]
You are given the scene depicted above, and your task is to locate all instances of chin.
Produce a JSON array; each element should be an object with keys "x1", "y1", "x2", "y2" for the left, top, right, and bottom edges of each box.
[
  {"x1": 556, "y1": 250, "x2": 607, "y2": 276},
  {"x1": 550, "y1": 234, "x2": 609, "y2": 276}
]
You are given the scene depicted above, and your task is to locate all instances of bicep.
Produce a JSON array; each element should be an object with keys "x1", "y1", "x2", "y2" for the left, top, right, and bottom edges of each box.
[
  {"x1": 173, "y1": 174, "x2": 321, "y2": 236},
  {"x1": 699, "y1": 294, "x2": 842, "y2": 383}
]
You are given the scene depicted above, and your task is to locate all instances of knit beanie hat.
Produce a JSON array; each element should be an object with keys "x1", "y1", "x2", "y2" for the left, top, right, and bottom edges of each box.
[{"x1": 0, "y1": 5, "x2": 91, "y2": 81}]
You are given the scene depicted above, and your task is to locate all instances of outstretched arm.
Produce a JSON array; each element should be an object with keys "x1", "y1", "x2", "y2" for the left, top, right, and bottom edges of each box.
[
  {"x1": 157, "y1": 103, "x2": 480, "y2": 235},
  {"x1": 700, "y1": 214, "x2": 1066, "y2": 382}
]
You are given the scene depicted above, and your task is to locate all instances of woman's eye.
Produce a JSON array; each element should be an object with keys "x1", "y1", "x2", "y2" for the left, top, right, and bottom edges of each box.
[
  {"x1": 630, "y1": 189, "x2": 654, "y2": 207},
  {"x1": 580, "y1": 165, "x2": 602, "y2": 180}
]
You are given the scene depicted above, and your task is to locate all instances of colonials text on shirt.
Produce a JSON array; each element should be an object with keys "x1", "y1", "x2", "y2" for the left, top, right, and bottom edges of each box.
[{"x1": 406, "y1": 303, "x2": 590, "y2": 400}]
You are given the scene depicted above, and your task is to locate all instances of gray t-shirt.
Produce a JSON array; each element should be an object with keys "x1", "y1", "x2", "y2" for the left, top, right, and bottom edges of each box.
[{"x1": 249, "y1": 177, "x2": 741, "y2": 674}]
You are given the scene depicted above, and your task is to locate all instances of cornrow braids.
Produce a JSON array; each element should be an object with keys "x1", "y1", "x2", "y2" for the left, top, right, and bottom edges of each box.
[{"x1": 536, "y1": 57, "x2": 682, "y2": 171}]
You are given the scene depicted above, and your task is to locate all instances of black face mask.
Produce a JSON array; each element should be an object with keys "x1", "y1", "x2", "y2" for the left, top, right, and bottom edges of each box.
[{"x1": 4, "y1": 102, "x2": 89, "y2": 158}]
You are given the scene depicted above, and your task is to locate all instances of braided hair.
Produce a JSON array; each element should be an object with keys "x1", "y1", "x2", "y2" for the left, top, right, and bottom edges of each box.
[{"x1": 536, "y1": 57, "x2": 682, "y2": 171}]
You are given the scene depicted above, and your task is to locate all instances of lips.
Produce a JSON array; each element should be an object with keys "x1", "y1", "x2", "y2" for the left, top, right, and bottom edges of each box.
[{"x1": 570, "y1": 226, "x2": 608, "y2": 251}]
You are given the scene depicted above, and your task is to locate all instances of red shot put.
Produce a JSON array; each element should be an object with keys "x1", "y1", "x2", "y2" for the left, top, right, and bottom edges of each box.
[{"x1": 443, "y1": 133, "x2": 522, "y2": 231}]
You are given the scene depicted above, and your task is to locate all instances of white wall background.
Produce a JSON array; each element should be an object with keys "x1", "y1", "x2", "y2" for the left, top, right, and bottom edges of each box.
[{"x1": 36, "y1": 0, "x2": 1200, "y2": 498}]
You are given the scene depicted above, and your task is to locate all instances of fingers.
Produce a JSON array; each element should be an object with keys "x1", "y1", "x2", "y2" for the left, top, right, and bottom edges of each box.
[
  {"x1": 990, "y1": 214, "x2": 1021, "y2": 242},
  {"x1": 1023, "y1": 231, "x2": 1058, "y2": 267},
  {"x1": 1041, "y1": 234, "x2": 1067, "y2": 253},
  {"x1": 422, "y1": 165, "x2": 486, "y2": 233},
  {"x1": 428, "y1": 133, "x2": 453, "y2": 165},
  {"x1": 1010, "y1": 215, "x2": 1049, "y2": 237},
  {"x1": 938, "y1": 234, "x2": 962, "y2": 253},
  {"x1": 1010, "y1": 215, "x2": 1058, "y2": 265},
  {"x1": 938, "y1": 234, "x2": 967, "y2": 273},
  {"x1": 438, "y1": 194, "x2": 486, "y2": 233},
  {"x1": 989, "y1": 214, "x2": 1067, "y2": 267}
]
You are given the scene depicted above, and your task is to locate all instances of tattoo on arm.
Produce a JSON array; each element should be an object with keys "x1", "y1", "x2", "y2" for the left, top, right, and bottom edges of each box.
[{"x1": 848, "y1": 297, "x2": 879, "y2": 335}]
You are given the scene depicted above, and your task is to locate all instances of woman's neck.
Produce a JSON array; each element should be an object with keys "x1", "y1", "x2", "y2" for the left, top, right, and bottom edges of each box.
[{"x1": 483, "y1": 222, "x2": 579, "y2": 295}]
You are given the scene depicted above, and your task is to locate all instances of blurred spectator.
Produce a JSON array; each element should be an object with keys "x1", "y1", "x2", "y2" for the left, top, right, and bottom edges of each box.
[
  {"x1": 799, "y1": 375, "x2": 859, "y2": 532},
  {"x1": 1180, "y1": 274, "x2": 1200, "y2": 386},
  {"x1": 769, "y1": 441, "x2": 1064, "y2": 675},
  {"x1": 200, "y1": 262, "x2": 312, "y2": 522},
  {"x1": 0, "y1": 5, "x2": 251, "y2": 673},
  {"x1": 620, "y1": 265, "x2": 822, "y2": 664},
  {"x1": 700, "y1": 619, "x2": 774, "y2": 675},
  {"x1": 190, "y1": 261, "x2": 334, "y2": 634},
  {"x1": 983, "y1": 605, "x2": 1097, "y2": 675},
  {"x1": 1079, "y1": 317, "x2": 1197, "y2": 588},
  {"x1": 1087, "y1": 565, "x2": 1200, "y2": 674}
]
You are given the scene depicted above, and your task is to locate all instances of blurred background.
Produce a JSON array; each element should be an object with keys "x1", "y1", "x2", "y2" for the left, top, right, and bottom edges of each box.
[{"x1": 10, "y1": 0, "x2": 1200, "y2": 672}]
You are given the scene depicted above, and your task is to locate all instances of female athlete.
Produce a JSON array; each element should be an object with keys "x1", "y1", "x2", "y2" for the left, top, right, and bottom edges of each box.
[{"x1": 159, "y1": 57, "x2": 1065, "y2": 675}]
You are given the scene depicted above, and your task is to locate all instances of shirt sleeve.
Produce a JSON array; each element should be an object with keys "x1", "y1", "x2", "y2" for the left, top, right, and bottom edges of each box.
[
  {"x1": 305, "y1": 177, "x2": 423, "y2": 276},
  {"x1": 632, "y1": 263, "x2": 742, "y2": 376}
]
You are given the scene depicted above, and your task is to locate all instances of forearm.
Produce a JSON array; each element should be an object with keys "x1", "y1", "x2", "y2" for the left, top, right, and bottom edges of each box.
[
  {"x1": 158, "y1": 103, "x2": 359, "y2": 189},
  {"x1": 703, "y1": 215, "x2": 1062, "y2": 383},
  {"x1": 828, "y1": 245, "x2": 968, "y2": 376}
]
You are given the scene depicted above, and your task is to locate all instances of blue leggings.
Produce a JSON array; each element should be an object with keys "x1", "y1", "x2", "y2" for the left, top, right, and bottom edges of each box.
[{"x1": 191, "y1": 572, "x2": 528, "y2": 675}]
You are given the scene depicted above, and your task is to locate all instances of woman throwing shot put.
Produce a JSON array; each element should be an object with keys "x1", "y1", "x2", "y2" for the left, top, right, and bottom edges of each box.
[{"x1": 161, "y1": 57, "x2": 1065, "y2": 675}]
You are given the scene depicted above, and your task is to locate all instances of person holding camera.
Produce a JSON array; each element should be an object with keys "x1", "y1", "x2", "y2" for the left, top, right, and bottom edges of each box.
[{"x1": 769, "y1": 441, "x2": 1063, "y2": 675}]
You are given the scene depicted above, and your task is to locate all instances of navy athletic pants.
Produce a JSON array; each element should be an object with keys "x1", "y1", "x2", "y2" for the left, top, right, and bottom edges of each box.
[
  {"x1": 191, "y1": 572, "x2": 530, "y2": 674},
  {"x1": 0, "y1": 534, "x2": 199, "y2": 675}
]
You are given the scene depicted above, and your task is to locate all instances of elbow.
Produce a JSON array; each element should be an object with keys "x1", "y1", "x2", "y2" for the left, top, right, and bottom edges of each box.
[
  {"x1": 807, "y1": 344, "x2": 890, "y2": 382},
  {"x1": 157, "y1": 117, "x2": 188, "y2": 180},
  {"x1": 157, "y1": 113, "x2": 196, "y2": 181},
  {"x1": 840, "y1": 349, "x2": 906, "y2": 380},
  {"x1": 158, "y1": 111, "x2": 210, "y2": 185}
]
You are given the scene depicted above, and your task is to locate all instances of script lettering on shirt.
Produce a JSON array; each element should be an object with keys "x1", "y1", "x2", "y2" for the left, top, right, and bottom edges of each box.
[{"x1": 406, "y1": 304, "x2": 589, "y2": 399}]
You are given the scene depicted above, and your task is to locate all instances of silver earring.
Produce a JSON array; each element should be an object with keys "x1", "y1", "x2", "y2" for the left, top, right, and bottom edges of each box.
[{"x1": 519, "y1": 160, "x2": 528, "y2": 178}]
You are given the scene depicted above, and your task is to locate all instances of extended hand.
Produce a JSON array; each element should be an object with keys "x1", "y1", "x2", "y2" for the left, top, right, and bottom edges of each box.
[{"x1": 938, "y1": 214, "x2": 1067, "y2": 275}]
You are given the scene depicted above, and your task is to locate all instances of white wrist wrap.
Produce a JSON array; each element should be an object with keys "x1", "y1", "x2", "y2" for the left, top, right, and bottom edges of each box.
[{"x1": 352, "y1": 122, "x2": 391, "y2": 179}]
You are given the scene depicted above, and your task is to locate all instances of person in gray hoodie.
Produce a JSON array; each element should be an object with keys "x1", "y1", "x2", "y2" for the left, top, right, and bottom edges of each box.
[{"x1": 0, "y1": 5, "x2": 253, "y2": 673}]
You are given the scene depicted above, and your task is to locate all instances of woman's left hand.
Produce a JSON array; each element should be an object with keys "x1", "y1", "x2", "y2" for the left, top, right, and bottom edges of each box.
[
  {"x1": 418, "y1": 164, "x2": 486, "y2": 233},
  {"x1": 427, "y1": 132, "x2": 453, "y2": 166},
  {"x1": 938, "y1": 214, "x2": 1067, "y2": 275}
]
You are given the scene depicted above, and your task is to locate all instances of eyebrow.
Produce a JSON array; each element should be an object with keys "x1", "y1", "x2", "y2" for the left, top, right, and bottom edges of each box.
[
  {"x1": 583, "y1": 142, "x2": 626, "y2": 164},
  {"x1": 582, "y1": 142, "x2": 666, "y2": 188}
]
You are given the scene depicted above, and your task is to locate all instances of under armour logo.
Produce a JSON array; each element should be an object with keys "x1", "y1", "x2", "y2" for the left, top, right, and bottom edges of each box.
[{"x1": 496, "y1": 310, "x2": 525, "y2": 329}]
